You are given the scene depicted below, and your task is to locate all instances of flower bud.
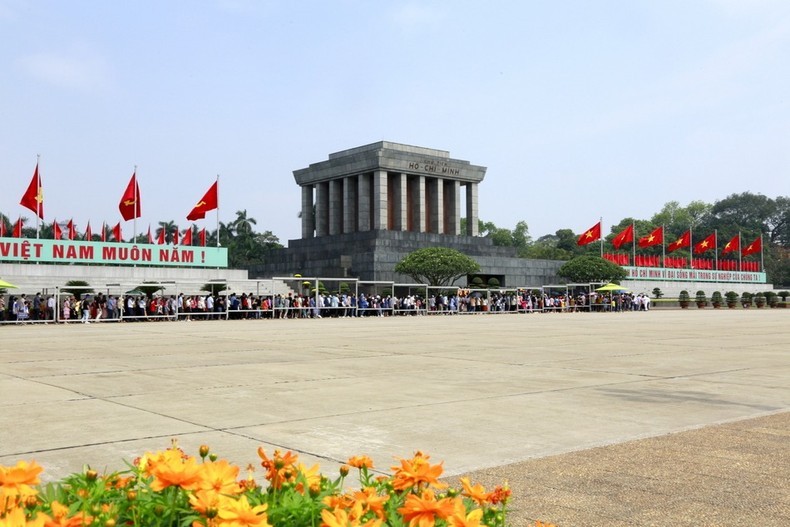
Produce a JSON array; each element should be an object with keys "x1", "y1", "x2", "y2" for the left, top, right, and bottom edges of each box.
[
  {"x1": 339, "y1": 465, "x2": 349, "y2": 477},
  {"x1": 199, "y1": 445, "x2": 210, "y2": 459},
  {"x1": 208, "y1": 454, "x2": 218, "y2": 462},
  {"x1": 86, "y1": 469, "x2": 98, "y2": 482},
  {"x1": 126, "y1": 490, "x2": 137, "y2": 501},
  {"x1": 105, "y1": 519, "x2": 116, "y2": 527}
]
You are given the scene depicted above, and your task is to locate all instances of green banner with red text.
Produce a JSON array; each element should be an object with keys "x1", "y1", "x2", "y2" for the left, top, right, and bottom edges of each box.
[{"x1": 0, "y1": 237, "x2": 227, "y2": 268}]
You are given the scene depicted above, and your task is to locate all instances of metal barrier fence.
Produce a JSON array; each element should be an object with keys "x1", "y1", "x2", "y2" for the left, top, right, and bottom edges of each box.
[{"x1": 0, "y1": 278, "x2": 639, "y2": 324}]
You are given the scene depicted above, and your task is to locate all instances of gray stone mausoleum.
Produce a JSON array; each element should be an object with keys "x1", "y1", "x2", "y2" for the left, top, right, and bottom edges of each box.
[{"x1": 255, "y1": 141, "x2": 563, "y2": 286}]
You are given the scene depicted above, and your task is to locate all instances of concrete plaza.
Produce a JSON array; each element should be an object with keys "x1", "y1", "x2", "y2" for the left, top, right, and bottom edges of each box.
[{"x1": 1, "y1": 309, "x2": 788, "y2": 525}]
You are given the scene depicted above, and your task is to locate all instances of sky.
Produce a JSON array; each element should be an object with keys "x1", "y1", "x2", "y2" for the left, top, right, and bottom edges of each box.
[{"x1": 2, "y1": 0, "x2": 790, "y2": 243}]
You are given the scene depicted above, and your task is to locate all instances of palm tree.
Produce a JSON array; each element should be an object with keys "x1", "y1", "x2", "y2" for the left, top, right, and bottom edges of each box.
[
  {"x1": 231, "y1": 209, "x2": 257, "y2": 236},
  {"x1": 156, "y1": 220, "x2": 177, "y2": 244}
]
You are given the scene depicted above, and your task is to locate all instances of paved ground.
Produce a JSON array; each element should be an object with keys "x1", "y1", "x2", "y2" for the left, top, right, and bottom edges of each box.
[{"x1": 1, "y1": 309, "x2": 788, "y2": 525}]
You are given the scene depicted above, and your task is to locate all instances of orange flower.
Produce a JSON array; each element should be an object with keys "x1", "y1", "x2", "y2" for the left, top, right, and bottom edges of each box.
[
  {"x1": 391, "y1": 452, "x2": 447, "y2": 492},
  {"x1": 322, "y1": 492, "x2": 356, "y2": 511},
  {"x1": 216, "y1": 495, "x2": 270, "y2": 527},
  {"x1": 199, "y1": 460, "x2": 241, "y2": 495},
  {"x1": 351, "y1": 487, "x2": 389, "y2": 520},
  {"x1": 459, "y1": 477, "x2": 489, "y2": 506},
  {"x1": 533, "y1": 522, "x2": 558, "y2": 527},
  {"x1": 147, "y1": 449, "x2": 203, "y2": 492},
  {"x1": 347, "y1": 455, "x2": 374, "y2": 470},
  {"x1": 487, "y1": 484, "x2": 511, "y2": 505},
  {"x1": 257, "y1": 448, "x2": 299, "y2": 489},
  {"x1": 397, "y1": 489, "x2": 456, "y2": 527},
  {"x1": 294, "y1": 464, "x2": 321, "y2": 495},
  {"x1": 43, "y1": 501, "x2": 91, "y2": 527},
  {"x1": 189, "y1": 489, "x2": 222, "y2": 516},
  {"x1": 320, "y1": 507, "x2": 382, "y2": 527},
  {"x1": 0, "y1": 461, "x2": 43, "y2": 497},
  {"x1": 446, "y1": 503, "x2": 484, "y2": 527}
]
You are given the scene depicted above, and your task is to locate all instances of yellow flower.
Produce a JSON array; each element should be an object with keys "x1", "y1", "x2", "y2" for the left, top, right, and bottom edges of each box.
[
  {"x1": 199, "y1": 460, "x2": 241, "y2": 495},
  {"x1": 0, "y1": 461, "x2": 43, "y2": 497},
  {"x1": 146, "y1": 449, "x2": 203, "y2": 492},
  {"x1": 295, "y1": 463, "x2": 321, "y2": 495},
  {"x1": 0, "y1": 507, "x2": 47, "y2": 527},
  {"x1": 397, "y1": 489, "x2": 456, "y2": 527},
  {"x1": 320, "y1": 507, "x2": 382, "y2": 527},
  {"x1": 216, "y1": 495, "x2": 270, "y2": 527},
  {"x1": 446, "y1": 500, "x2": 484, "y2": 527},
  {"x1": 43, "y1": 501, "x2": 91, "y2": 527},
  {"x1": 391, "y1": 452, "x2": 446, "y2": 492}
]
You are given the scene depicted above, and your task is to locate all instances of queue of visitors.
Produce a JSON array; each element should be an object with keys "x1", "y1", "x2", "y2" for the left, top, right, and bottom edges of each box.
[{"x1": 1, "y1": 288, "x2": 651, "y2": 323}]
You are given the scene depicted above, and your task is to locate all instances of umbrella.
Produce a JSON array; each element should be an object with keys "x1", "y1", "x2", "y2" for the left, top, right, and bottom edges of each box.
[
  {"x1": 595, "y1": 283, "x2": 627, "y2": 292},
  {"x1": 125, "y1": 289, "x2": 144, "y2": 296},
  {"x1": 0, "y1": 279, "x2": 18, "y2": 289}
]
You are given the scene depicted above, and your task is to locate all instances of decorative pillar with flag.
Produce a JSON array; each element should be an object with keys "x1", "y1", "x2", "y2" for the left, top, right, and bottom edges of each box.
[
  {"x1": 20, "y1": 158, "x2": 44, "y2": 238},
  {"x1": 112, "y1": 222, "x2": 122, "y2": 242},
  {"x1": 13, "y1": 217, "x2": 23, "y2": 238},
  {"x1": 147, "y1": 225, "x2": 154, "y2": 244},
  {"x1": 199, "y1": 227, "x2": 207, "y2": 247},
  {"x1": 183, "y1": 226, "x2": 193, "y2": 246},
  {"x1": 119, "y1": 169, "x2": 141, "y2": 239},
  {"x1": 53, "y1": 219, "x2": 63, "y2": 240},
  {"x1": 186, "y1": 177, "x2": 219, "y2": 247},
  {"x1": 66, "y1": 219, "x2": 77, "y2": 241},
  {"x1": 85, "y1": 221, "x2": 93, "y2": 241},
  {"x1": 172, "y1": 226, "x2": 180, "y2": 246}
]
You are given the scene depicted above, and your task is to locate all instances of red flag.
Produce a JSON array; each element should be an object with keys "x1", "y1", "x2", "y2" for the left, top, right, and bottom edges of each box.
[
  {"x1": 722, "y1": 234, "x2": 740, "y2": 254},
  {"x1": 101, "y1": 222, "x2": 107, "y2": 242},
  {"x1": 186, "y1": 181, "x2": 218, "y2": 221},
  {"x1": 577, "y1": 221, "x2": 601, "y2": 246},
  {"x1": 612, "y1": 224, "x2": 634, "y2": 250},
  {"x1": 172, "y1": 227, "x2": 180, "y2": 246},
  {"x1": 112, "y1": 222, "x2": 122, "y2": 242},
  {"x1": 20, "y1": 162, "x2": 44, "y2": 219},
  {"x1": 67, "y1": 219, "x2": 77, "y2": 241},
  {"x1": 85, "y1": 221, "x2": 93, "y2": 241},
  {"x1": 693, "y1": 233, "x2": 716, "y2": 254},
  {"x1": 157, "y1": 228, "x2": 165, "y2": 245},
  {"x1": 0, "y1": 220, "x2": 5, "y2": 237},
  {"x1": 742, "y1": 236, "x2": 762, "y2": 257},
  {"x1": 667, "y1": 230, "x2": 691, "y2": 253},
  {"x1": 638, "y1": 226, "x2": 663, "y2": 248},
  {"x1": 53, "y1": 219, "x2": 63, "y2": 240},
  {"x1": 13, "y1": 217, "x2": 23, "y2": 237},
  {"x1": 182, "y1": 227, "x2": 193, "y2": 246},
  {"x1": 199, "y1": 227, "x2": 207, "y2": 247},
  {"x1": 119, "y1": 172, "x2": 141, "y2": 221},
  {"x1": 147, "y1": 225, "x2": 154, "y2": 244}
]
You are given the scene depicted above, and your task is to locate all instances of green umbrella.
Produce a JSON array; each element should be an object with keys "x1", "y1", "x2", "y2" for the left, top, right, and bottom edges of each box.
[
  {"x1": 0, "y1": 279, "x2": 18, "y2": 289},
  {"x1": 595, "y1": 283, "x2": 627, "y2": 292},
  {"x1": 125, "y1": 289, "x2": 144, "y2": 296}
]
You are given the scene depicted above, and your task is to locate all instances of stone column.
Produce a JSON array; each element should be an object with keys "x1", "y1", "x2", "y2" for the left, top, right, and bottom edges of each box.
[
  {"x1": 357, "y1": 173, "x2": 371, "y2": 231},
  {"x1": 410, "y1": 175, "x2": 426, "y2": 233},
  {"x1": 328, "y1": 179, "x2": 343, "y2": 235},
  {"x1": 444, "y1": 179, "x2": 460, "y2": 235},
  {"x1": 428, "y1": 178, "x2": 444, "y2": 234},
  {"x1": 301, "y1": 185, "x2": 314, "y2": 239},
  {"x1": 343, "y1": 176, "x2": 357, "y2": 234},
  {"x1": 315, "y1": 181, "x2": 329, "y2": 237},
  {"x1": 465, "y1": 182, "x2": 479, "y2": 236},
  {"x1": 393, "y1": 173, "x2": 408, "y2": 230},
  {"x1": 373, "y1": 170, "x2": 388, "y2": 230}
]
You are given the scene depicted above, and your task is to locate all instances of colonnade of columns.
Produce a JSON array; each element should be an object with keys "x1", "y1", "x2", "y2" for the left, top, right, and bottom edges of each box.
[{"x1": 300, "y1": 171, "x2": 479, "y2": 238}]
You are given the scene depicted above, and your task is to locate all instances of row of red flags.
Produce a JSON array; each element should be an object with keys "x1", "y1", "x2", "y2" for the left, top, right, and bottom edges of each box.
[
  {"x1": 603, "y1": 253, "x2": 761, "y2": 271},
  {"x1": 577, "y1": 222, "x2": 763, "y2": 257},
  {"x1": 18, "y1": 162, "x2": 219, "y2": 222},
  {"x1": 1, "y1": 217, "x2": 210, "y2": 246}
]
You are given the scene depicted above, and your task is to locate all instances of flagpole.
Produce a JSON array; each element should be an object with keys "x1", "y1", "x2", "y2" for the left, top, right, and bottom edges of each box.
[
  {"x1": 661, "y1": 224, "x2": 666, "y2": 268},
  {"x1": 714, "y1": 229, "x2": 718, "y2": 271},
  {"x1": 631, "y1": 220, "x2": 635, "y2": 267},
  {"x1": 760, "y1": 233, "x2": 764, "y2": 273},
  {"x1": 36, "y1": 154, "x2": 41, "y2": 239},
  {"x1": 599, "y1": 216, "x2": 603, "y2": 257},
  {"x1": 689, "y1": 225, "x2": 693, "y2": 269},
  {"x1": 216, "y1": 174, "x2": 220, "y2": 249},
  {"x1": 133, "y1": 165, "x2": 138, "y2": 243},
  {"x1": 738, "y1": 231, "x2": 742, "y2": 272}
]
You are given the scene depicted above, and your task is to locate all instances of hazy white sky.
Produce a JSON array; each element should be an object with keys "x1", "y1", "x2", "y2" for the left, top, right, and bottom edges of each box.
[{"x1": 2, "y1": 0, "x2": 789, "y2": 242}]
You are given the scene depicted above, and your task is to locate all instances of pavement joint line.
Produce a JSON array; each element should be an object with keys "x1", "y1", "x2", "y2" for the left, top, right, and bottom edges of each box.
[{"x1": 3, "y1": 432, "x2": 207, "y2": 459}]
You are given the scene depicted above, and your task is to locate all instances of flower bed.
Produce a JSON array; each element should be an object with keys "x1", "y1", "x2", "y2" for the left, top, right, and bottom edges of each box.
[{"x1": 0, "y1": 441, "x2": 554, "y2": 527}]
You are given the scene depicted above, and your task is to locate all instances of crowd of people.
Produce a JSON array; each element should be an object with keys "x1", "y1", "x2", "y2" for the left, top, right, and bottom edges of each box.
[{"x1": 1, "y1": 288, "x2": 652, "y2": 324}]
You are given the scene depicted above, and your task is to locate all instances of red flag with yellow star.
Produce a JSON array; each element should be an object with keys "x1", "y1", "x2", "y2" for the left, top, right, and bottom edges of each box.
[
  {"x1": 20, "y1": 162, "x2": 44, "y2": 219},
  {"x1": 667, "y1": 230, "x2": 691, "y2": 253},
  {"x1": 119, "y1": 172, "x2": 141, "y2": 221},
  {"x1": 722, "y1": 234, "x2": 740, "y2": 254},
  {"x1": 638, "y1": 226, "x2": 663, "y2": 248},
  {"x1": 741, "y1": 236, "x2": 761, "y2": 257},
  {"x1": 693, "y1": 233, "x2": 716, "y2": 254},
  {"x1": 612, "y1": 224, "x2": 634, "y2": 250},
  {"x1": 577, "y1": 221, "x2": 601, "y2": 246}
]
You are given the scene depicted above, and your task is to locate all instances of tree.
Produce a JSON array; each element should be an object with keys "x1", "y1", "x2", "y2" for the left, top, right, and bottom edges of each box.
[
  {"x1": 156, "y1": 221, "x2": 177, "y2": 244},
  {"x1": 557, "y1": 255, "x2": 627, "y2": 284},
  {"x1": 394, "y1": 247, "x2": 481, "y2": 286}
]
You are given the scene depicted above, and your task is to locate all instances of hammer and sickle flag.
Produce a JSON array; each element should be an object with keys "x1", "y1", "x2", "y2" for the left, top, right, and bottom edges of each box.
[
  {"x1": 187, "y1": 181, "x2": 219, "y2": 221},
  {"x1": 119, "y1": 172, "x2": 141, "y2": 221}
]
